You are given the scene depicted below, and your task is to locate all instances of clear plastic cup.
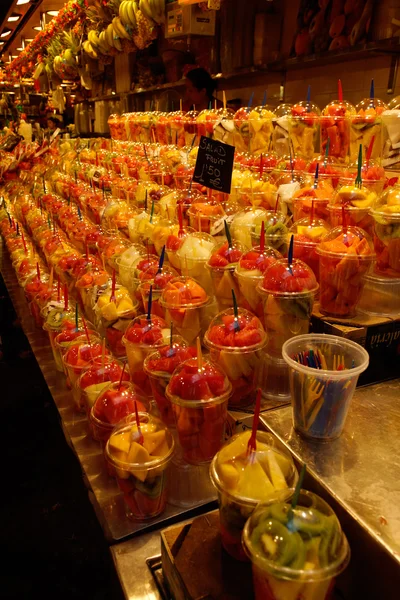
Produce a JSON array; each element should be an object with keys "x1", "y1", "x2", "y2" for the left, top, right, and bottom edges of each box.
[
  {"x1": 122, "y1": 315, "x2": 170, "y2": 397},
  {"x1": 290, "y1": 218, "x2": 331, "y2": 281},
  {"x1": 242, "y1": 490, "x2": 350, "y2": 600},
  {"x1": 288, "y1": 102, "x2": 320, "y2": 161},
  {"x1": 320, "y1": 101, "x2": 355, "y2": 162},
  {"x1": 370, "y1": 185, "x2": 400, "y2": 278},
  {"x1": 105, "y1": 412, "x2": 174, "y2": 520},
  {"x1": 160, "y1": 276, "x2": 215, "y2": 345},
  {"x1": 210, "y1": 430, "x2": 298, "y2": 562},
  {"x1": 204, "y1": 308, "x2": 267, "y2": 409},
  {"x1": 176, "y1": 231, "x2": 216, "y2": 294},
  {"x1": 89, "y1": 382, "x2": 148, "y2": 446},
  {"x1": 76, "y1": 356, "x2": 130, "y2": 418},
  {"x1": 261, "y1": 352, "x2": 291, "y2": 401},
  {"x1": 349, "y1": 98, "x2": 387, "y2": 163},
  {"x1": 166, "y1": 357, "x2": 232, "y2": 465},
  {"x1": 358, "y1": 273, "x2": 400, "y2": 317},
  {"x1": 206, "y1": 240, "x2": 246, "y2": 311},
  {"x1": 283, "y1": 334, "x2": 369, "y2": 440},
  {"x1": 381, "y1": 107, "x2": 400, "y2": 170},
  {"x1": 94, "y1": 285, "x2": 139, "y2": 358},
  {"x1": 248, "y1": 107, "x2": 275, "y2": 155},
  {"x1": 231, "y1": 207, "x2": 268, "y2": 249},
  {"x1": 143, "y1": 338, "x2": 196, "y2": 427},
  {"x1": 63, "y1": 337, "x2": 108, "y2": 392},
  {"x1": 258, "y1": 258, "x2": 318, "y2": 358},
  {"x1": 316, "y1": 225, "x2": 375, "y2": 317},
  {"x1": 55, "y1": 328, "x2": 99, "y2": 379}
]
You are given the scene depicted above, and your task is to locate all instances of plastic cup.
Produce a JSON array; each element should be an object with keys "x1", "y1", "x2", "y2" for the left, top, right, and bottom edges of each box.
[
  {"x1": 231, "y1": 207, "x2": 268, "y2": 249},
  {"x1": 76, "y1": 356, "x2": 130, "y2": 417},
  {"x1": 320, "y1": 113, "x2": 352, "y2": 163},
  {"x1": 166, "y1": 357, "x2": 232, "y2": 465},
  {"x1": 316, "y1": 226, "x2": 375, "y2": 318},
  {"x1": 349, "y1": 98, "x2": 387, "y2": 163},
  {"x1": 283, "y1": 334, "x2": 369, "y2": 440},
  {"x1": 122, "y1": 315, "x2": 170, "y2": 397},
  {"x1": 206, "y1": 240, "x2": 246, "y2": 311},
  {"x1": 105, "y1": 413, "x2": 174, "y2": 520},
  {"x1": 55, "y1": 328, "x2": 99, "y2": 379},
  {"x1": 258, "y1": 259, "x2": 318, "y2": 358},
  {"x1": 370, "y1": 186, "x2": 400, "y2": 278},
  {"x1": 288, "y1": 106, "x2": 320, "y2": 161},
  {"x1": 176, "y1": 232, "x2": 216, "y2": 294},
  {"x1": 160, "y1": 276, "x2": 215, "y2": 345},
  {"x1": 290, "y1": 218, "x2": 331, "y2": 281},
  {"x1": 63, "y1": 337, "x2": 108, "y2": 392},
  {"x1": 242, "y1": 490, "x2": 350, "y2": 600},
  {"x1": 381, "y1": 108, "x2": 400, "y2": 170},
  {"x1": 204, "y1": 308, "x2": 267, "y2": 409},
  {"x1": 94, "y1": 285, "x2": 139, "y2": 358},
  {"x1": 292, "y1": 197, "x2": 330, "y2": 223},
  {"x1": 143, "y1": 338, "x2": 195, "y2": 427},
  {"x1": 210, "y1": 431, "x2": 298, "y2": 561},
  {"x1": 89, "y1": 381, "x2": 148, "y2": 446},
  {"x1": 261, "y1": 352, "x2": 291, "y2": 401},
  {"x1": 358, "y1": 273, "x2": 400, "y2": 317},
  {"x1": 248, "y1": 107, "x2": 275, "y2": 155}
]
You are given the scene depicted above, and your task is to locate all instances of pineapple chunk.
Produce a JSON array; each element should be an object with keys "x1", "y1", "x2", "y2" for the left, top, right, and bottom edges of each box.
[
  {"x1": 143, "y1": 430, "x2": 166, "y2": 455},
  {"x1": 219, "y1": 463, "x2": 240, "y2": 489},
  {"x1": 217, "y1": 432, "x2": 251, "y2": 464},
  {"x1": 237, "y1": 460, "x2": 275, "y2": 499},
  {"x1": 109, "y1": 432, "x2": 131, "y2": 454},
  {"x1": 101, "y1": 302, "x2": 118, "y2": 321}
]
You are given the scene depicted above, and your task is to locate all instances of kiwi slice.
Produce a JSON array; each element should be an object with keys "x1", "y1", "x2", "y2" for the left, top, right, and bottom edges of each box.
[
  {"x1": 292, "y1": 507, "x2": 327, "y2": 537},
  {"x1": 252, "y1": 518, "x2": 301, "y2": 566},
  {"x1": 135, "y1": 475, "x2": 163, "y2": 498},
  {"x1": 319, "y1": 515, "x2": 341, "y2": 567},
  {"x1": 269, "y1": 503, "x2": 290, "y2": 525}
]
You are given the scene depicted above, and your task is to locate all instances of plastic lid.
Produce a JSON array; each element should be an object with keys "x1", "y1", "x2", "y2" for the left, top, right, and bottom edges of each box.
[
  {"x1": 322, "y1": 100, "x2": 355, "y2": 116},
  {"x1": 95, "y1": 284, "x2": 138, "y2": 320},
  {"x1": 105, "y1": 412, "x2": 174, "y2": 470},
  {"x1": 355, "y1": 97, "x2": 388, "y2": 115},
  {"x1": 317, "y1": 225, "x2": 375, "y2": 258},
  {"x1": 260, "y1": 258, "x2": 318, "y2": 295},
  {"x1": 129, "y1": 254, "x2": 159, "y2": 281},
  {"x1": 204, "y1": 307, "x2": 267, "y2": 351},
  {"x1": 242, "y1": 489, "x2": 350, "y2": 580},
  {"x1": 293, "y1": 181, "x2": 333, "y2": 201},
  {"x1": 247, "y1": 106, "x2": 275, "y2": 119},
  {"x1": 144, "y1": 339, "x2": 196, "y2": 377},
  {"x1": 231, "y1": 207, "x2": 268, "y2": 230},
  {"x1": 160, "y1": 276, "x2": 208, "y2": 308},
  {"x1": 370, "y1": 184, "x2": 400, "y2": 219},
  {"x1": 176, "y1": 232, "x2": 216, "y2": 261},
  {"x1": 123, "y1": 315, "x2": 168, "y2": 345},
  {"x1": 210, "y1": 430, "x2": 297, "y2": 504},
  {"x1": 44, "y1": 305, "x2": 75, "y2": 330},
  {"x1": 331, "y1": 183, "x2": 378, "y2": 209},
  {"x1": 197, "y1": 109, "x2": 219, "y2": 122},
  {"x1": 78, "y1": 357, "x2": 130, "y2": 391},
  {"x1": 116, "y1": 244, "x2": 147, "y2": 270},
  {"x1": 236, "y1": 246, "x2": 282, "y2": 275},
  {"x1": 139, "y1": 264, "x2": 179, "y2": 290},
  {"x1": 166, "y1": 357, "x2": 231, "y2": 405},
  {"x1": 63, "y1": 338, "x2": 108, "y2": 368},
  {"x1": 291, "y1": 101, "x2": 320, "y2": 118},
  {"x1": 207, "y1": 239, "x2": 247, "y2": 269},
  {"x1": 92, "y1": 382, "x2": 148, "y2": 425},
  {"x1": 75, "y1": 267, "x2": 109, "y2": 289},
  {"x1": 290, "y1": 217, "x2": 331, "y2": 245},
  {"x1": 274, "y1": 103, "x2": 293, "y2": 118}
]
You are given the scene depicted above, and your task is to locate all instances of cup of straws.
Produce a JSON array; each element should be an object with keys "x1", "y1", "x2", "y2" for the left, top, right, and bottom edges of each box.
[{"x1": 282, "y1": 334, "x2": 369, "y2": 441}]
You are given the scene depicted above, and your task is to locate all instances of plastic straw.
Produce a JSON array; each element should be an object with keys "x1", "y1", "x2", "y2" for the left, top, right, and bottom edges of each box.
[
  {"x1": 150, "y1": 199, "x2": 155, "y2": 224},
  {"x1": 306, "y1": 85, "x2": 311, "y2": 112},
  {"x1": 259, "y1": 221, "x2": 265, "y2": 253},
  {"x1": 224, "y1": 219, "x2": 232, "y2": 248},
  {"x1": 63, "y1": 284, "x2": 68, "y2": 311},
  {"x1": 310, "y1": 199, "x2": 315, "y2": 226},
  {"x1": 370, "y1": 78, "x2": 375, "y2": 102},
  {"x1": 157, "y1": 245, "x2": 165, "y2": 274},
  {"x1": 288, "y1": 234, "x2": 294, "y2": 275},
  {"x1": 355, "y1": 144, "x2": 363, "y2": 189},
  {"x1": 246, "y1": 92, "x2": 254, "y2": 113},
  {"x1": 288, "y1": 464, "x2": 307, "y2": 520},
  {"x1": 247, "y1": 388, "x2": 262, "y2": 455},
  {"x1": 147, "y1": 285, "x2": 153, "y2": 321},
  {"x1": 196, "y1": 336, "x2": 203, "y2": 371},
  {"x1": 338, "y1": 79, "x2": 343, "y2": 103},
  {"x1": 313, "y1": 163, "x2": 319, "y2": 189},
  {"x1": 231, "y1": 289, "x2": 240, "y2": 332}
]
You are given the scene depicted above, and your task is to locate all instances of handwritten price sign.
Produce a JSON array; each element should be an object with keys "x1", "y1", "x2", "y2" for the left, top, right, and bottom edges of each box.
[{"x1": 193, "y1": 136, "x2": 235, "y2": 194}]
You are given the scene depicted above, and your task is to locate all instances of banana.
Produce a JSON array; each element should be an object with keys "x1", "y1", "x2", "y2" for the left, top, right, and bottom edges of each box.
[
  {"x1": 126, "y1": 1, "x2": 137, "y2": 29},
  {"x1": 106, "y1": 23, "x2": 115, "y2": 48},
  {"x1": 119, "y1": 1, "x2": 131, "y2": 26},
  {"x1": 113, "y1": 16, "x2": 131, "y2": 39},
  {"x1": 99, "y1": 30, "x2": 111, "y2": 51},
  {"x1": 139, "y1": 0, "x2": 155, "y2": 23},
  {"x1": 113, "y1": 36, "x2": 122, "y2": 51},
  {"x1": 88, "y1": 30, "x2": 100, "y2": 48}
]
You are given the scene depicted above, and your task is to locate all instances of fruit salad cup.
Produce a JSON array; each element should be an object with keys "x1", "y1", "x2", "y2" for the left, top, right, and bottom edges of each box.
[
  {"x1": 238, "y1": 175, "x2": 278, "y2": 211},
  {"x1": 160, "y1": 276, "x2": 215, "y2": 345},
  {"x1": 137, "y1": 264, "x2": 178, "y2": 320},
  {"x1": 317, "y1": 225, "x2": 375, "y2": 317},
  {"x1": 115, "y1": 244, "x2": 147, "y2": 294},
  {"x1": 54, "y1": 326, "x2": 98, "y2": 379},
  {"x1": 42, "y1": 303, "x2": 77, "y2": 371},
  {"x1": 206, "y1": 240, "x2": 246, "y2": 311},
  {"x1": 187, "y1": 199, "x2": 226, "y2": 239},
  {"x1": 370, "y1": 185, "x2": 400, "y2": 277},
  {"x1": 204, "y1": 308, "x2": 267, "y2": 408},
  {"x1": 251, "y1": 212, "x2": 290, "y2": 256},
  {"x1": 210, "y1": 431, "x2": 298, "y2": 561},
  {"x1": 328, "y1": 181, "x2": 378, "y2": 237},
  {"x1": 272, "y1": 104, "x2": 293, "y2": 157},
  {"x1": 290, "y1": 218, "x2": 331, "y2": 281},
  {"x1": 123, "y1": 315, "x2": 170, "y2": 397},
  {"x1": 105, "y1": 413, "x2": 174, "y2": 520},
  {"x1": 89, "y1": 381, "x2": 148, "y2": 447},
  {"x1": 381, "y1": 104, "x2": 400, "y2": 170},
  {"x1": 175, "y1": 232, "x2": 216, "y2": 294},
  {"x1": 77, "y1": 355, "x2": 131, "y2": 417},
  {"x1": 196, "y1": 108, "x2": 219, "y2": 140},
  {"x1": 320, "y1": 100, "x2": 355, "y2": 162},
  {"x1": 63, "y1": 338, "x2": 109, "y2": 391},
  {"x1": 144, "y1": 339, "x2": 197, "y2": 427},
  {"x1": 258, "y1": 258, "x2": 318, "y2": 358},
  {"x1": 235, "y1": 246, "x2": 282, "y2": 321},
  {"x1": 94, "y1": 282, "x2": 138, "y2": 351},
  {"x1": 349, "y1": 98, "x2": 387, "y2": 163},
  {"x1": 341, "y1": 160, "x2": 385, "y2": 195},
  {"x1": 23, "y1": 271, "x2": 50, "y2": 327},
  {"x1": 74, "y1": 267, "x2": 110, "y2": 323},
  {"x1": 288, "y1": 101, "x2": 320, "y2": 161},
  {"x1": 231, "y1": 207, "x2": 268, "y2": 249},
  {"x1": 248, "y1": 106, "x2": 275, "y2": 155},
  {"x1": 166, "y1": 356, "x2": 232, "y2": 464},
  {"x1": 183, "y1": 110, "x2": 199, "y2": 146},
  {"x1": 291, "y1": 180, "x2": 334, "y2": 223},
  {"x1": 242, "y1": 490, "x2": 350, "y2": 600},
  {"x1": 212, "y1": 108, "x2": 235, "y2": 145}
]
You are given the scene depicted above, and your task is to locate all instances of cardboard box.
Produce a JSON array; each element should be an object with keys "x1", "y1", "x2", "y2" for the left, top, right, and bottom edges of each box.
[{"x1": 312, "y1": 304, "x2": 400, "y2": 386}]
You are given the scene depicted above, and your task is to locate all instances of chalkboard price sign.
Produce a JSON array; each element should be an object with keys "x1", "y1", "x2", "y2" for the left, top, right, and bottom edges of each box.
[{"x1": 193, "y1": 136, "x2": 235, "y2": 194}]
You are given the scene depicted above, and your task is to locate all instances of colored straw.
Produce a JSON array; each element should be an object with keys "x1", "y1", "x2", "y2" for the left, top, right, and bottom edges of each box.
[
  {"x1": 36, "y1": 263, "x2": 41, "y2": 282},
  {"x1": 231, "y1": 289, "x2": 240, "y2": 332},
  {"x1": 288, "y1": 464, "x2": 307, "y2": 522},
  {"x1": 196, "y1": 336, "x2": 203, "y2": 371},
  {"x1": 338, "y1": 79, "x2": 343, "y2": 103},
  {"x1": 247, "y1": 388, "x2": 262, "y2": 454},
  {"x1": 355, "y1": 144, "x2": 363, "y2": 189},
  {"x1": 82, "y1": 316, "x2": 91, "y2": 345},
  {"x1": 157, "y1": 245, "x2": 166, "y2": 274},
  {"x1": 323, "y1": 137, "x2": 330, "y2": 168},
  {"x1": 259, "y1": 221, "x2": 265, "y2": 253},
  {"x1": 262, "y1": 90, "x2": 267, "y2": 108},
  {"x1": 147, "y1": 285, "x2": 153, "y2": 320},
  {"x1": 306, "y1": 85, "x2": 311, "y2": 112},
  {"x1": 313, "y1": 163, "x2": 319, "y2": 189},
  {"x1": 288, "y1": 234, "x2": 294, "y2": 275},
  {"x1": 247, "y1": 92, "x2": 254, "y2": 113},
  {"x1": 224, "y1": 219, "x2": 232, "y2": 248},
  {"x1": 370, "y1": 78, "x2": 375, "y2": 103}
]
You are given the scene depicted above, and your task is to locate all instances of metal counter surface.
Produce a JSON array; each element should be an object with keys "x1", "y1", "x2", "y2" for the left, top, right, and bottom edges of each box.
[{"x1": 260, "y1": 380, "x2": 400, "y2": 566}]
